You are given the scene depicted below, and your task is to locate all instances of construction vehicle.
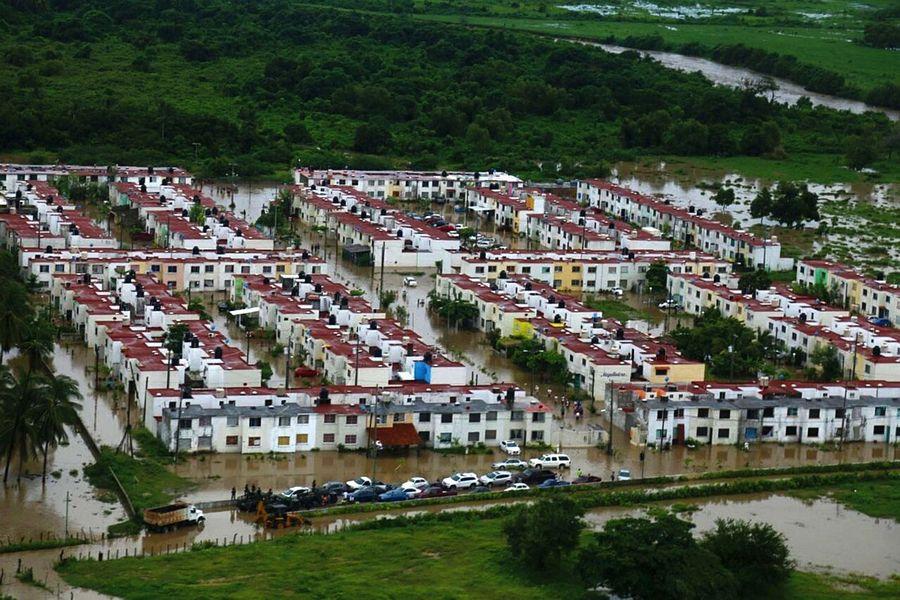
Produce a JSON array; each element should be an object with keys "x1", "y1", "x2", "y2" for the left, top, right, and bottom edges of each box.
[
  {"x1": 255, "y1": 501, "x2": 311, "y2": 529},
  {"x1": 144, "y1": 502, "x2": 206, "y2": 532}
]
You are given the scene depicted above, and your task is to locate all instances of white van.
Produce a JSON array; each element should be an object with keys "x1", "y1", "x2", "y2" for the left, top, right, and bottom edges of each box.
[{"x1": 528, "y1": 453, "x2": 571, "y2": 469}]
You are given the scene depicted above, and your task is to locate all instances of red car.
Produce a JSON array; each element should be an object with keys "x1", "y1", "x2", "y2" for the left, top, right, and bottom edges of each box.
[
  {"x1": 418, "y1": 486, "x2": 457, "y2": 499},
  {"x1": 293, "y1": 367, "x2": 319, "y2": 378}
]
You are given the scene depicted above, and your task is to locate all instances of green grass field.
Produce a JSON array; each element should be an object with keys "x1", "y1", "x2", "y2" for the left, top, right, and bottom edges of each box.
[{"x1": 790, "y1": 478, "x2": 900, "y2": 521}]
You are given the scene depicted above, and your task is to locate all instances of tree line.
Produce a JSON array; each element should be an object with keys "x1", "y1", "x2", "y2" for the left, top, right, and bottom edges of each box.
[
  {"x1": 0, "y1": 1, "x2": 895, "y2": 179},
  {"x1": 0, "y1": 250, "x2": 83, "y2": 484}
]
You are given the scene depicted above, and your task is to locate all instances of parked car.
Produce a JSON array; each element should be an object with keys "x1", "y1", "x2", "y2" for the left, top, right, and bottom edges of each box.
[
  {"x1": 538, "y1": 479, "x2": 572, "y2": 489},
  {"x1": 419, "y1": 485, "x2": 457, "y2": 499},
  {"x1": 869, "y1": 317, "x2": 891, "y2": 327},
  {"x1": 317, "y1": 481, "x2": 349, "y2": 494},
  {"x1": 378, "y1": 488, "x2": 410, "y2": 503},
  {"x1": 610, "y1": 286, "x2": 624, "y2": 297},
  {"x1": 470, "y1": 485, "x2": 491, "y2": 494},
  {"x1": 293, "y1": 367, "x2": 318, "y2": 378},
  {"x1": 528, "y1": 453, "x2": 571, "y2": 469},
  {"x1": 280, "y1": 486, "x2": 311, "y2": 500},
  {"x1": 491, "y1": 457, "x2": 528, "y2": 470},
  {"x1": 403, "y1": 276, "x2": 418, "y2": 287},
  {"x1": 441, "y1": 472, "x2": 479, "y2": 490},
  {"x1": 504, "y1": 483, "x2": 530, "y2": 492},
  {"x1": 658, "y1": 299, "x2": 680, "y2": 310},
  {"x1": 499, "y1": 440, "x2": 521, "y2": 455},
  {"x1": 401, "y1": 476, "x2": 429, "y2": 490},
  {"x1": 513, "y1": 469, "x2": 557, "y2": 485},
  {"x1": 346, "y1": 487, "x2": 380, "y2": 503},
  {"x1": 345, "y1": 476, "x2": 372, "y2": 491},
  {"x1": 479, "y1": 471, "x2": 512, "y2": 488},
  {"x1": 399, "y1": 483, "x2": 424, "y2": 499},
  {"x1": 617, "y1": 469, "x2": 632, "y2": 481},
  {"x1": 572, "y1": 475, "x2": 603, "y2": 485}
]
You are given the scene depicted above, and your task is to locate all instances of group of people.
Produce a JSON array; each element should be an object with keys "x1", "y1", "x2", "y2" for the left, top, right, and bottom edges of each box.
[{"x1": 560, "y1": 398, "x2": 585, "y2": 421}]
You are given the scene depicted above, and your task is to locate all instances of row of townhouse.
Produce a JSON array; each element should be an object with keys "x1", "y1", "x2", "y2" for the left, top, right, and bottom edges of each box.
[
  {"x1": 668, "y1": 273, "x2": 900, "y2": 380},
  {"x1": 155, "y1": 383, "x2": 553, "y2": 453},
  {"x1": 0, "y1": 213, "x2": 66, "y2": 250},
  {"x1": 441, "y1": 248, "x2": 730, "y2": 293},
  {"x1": 434, "y1": 274, "x2": 704, "y2": 399},
  {"x1": 796, "y1": 259, "x2": 900, "y2": 327},
  {"x1": 50, "y1": 272, "x2": 261, "y2": 419},
  {"x1": 465, "y1": 187, "x2": 539, "y2": 234},
  {"x1": 20, "y1": 247, "x2": 327, "y2": 290},
  {"x1": 1, "y1": 163, "x2": 192, "y2": 193},
  {"x1": 112, "y1": 182, "x2": 272, "y2": 251},
  {"x1": 292, "y1": 185, "x2": 461, "y2": 268},
  {"x1": 295, "y1": 168, "x2": 522, "y2": 201},
  {"x1": 521, "y1": 212, "x2": 616, "y2": 251},
  {"x1": 577, "y1": 179, "x2": 792, "y2": 271},
  {"x1": 617, "y1": 380, "x2": 900, "y2": 446}
]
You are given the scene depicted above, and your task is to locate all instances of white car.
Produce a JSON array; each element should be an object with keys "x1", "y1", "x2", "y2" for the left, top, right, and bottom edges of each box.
[
  {"x1": 658, "y1": 299, "x2": 680, "y2": 310},
  {"x1": 441, "y1": 472, "x2": 479, "y2": 490},
  {"x1": 491, "y1": 458, "x2": 528, "y2": 470},
  {"x1": 399, "y1": 483, "x2": 424, "y2": 498},
  {"x1": 499, "y1": 440, "x2": 521, "y2": 455},
  {"x1": 610, "y1": 286, "x2": 624, "y2": 297},
  {"x1": 479, "y1": 471, "x2": 513, "y2": 487},
  {"x1": 528, "y1": 454, "x2": 571, "y2": 469},
  {"x1": 345, "y1": 476, "x2": 372, "y2": 491},
  {"x1": 504, "y1": 483, "x2": 530, "y2": 492},
  {"x1": 401, "y1": 476, "x2": 429, "y2": 490},
  {"x1": 617, "y1": 469, "x2": 632, "y2": 481},
  {"x1": 403, "y1": 276, "x2": 418, "y2": 287},
  {"x1": 280, "y1": 486, "x2": 310, "y2": 499}
]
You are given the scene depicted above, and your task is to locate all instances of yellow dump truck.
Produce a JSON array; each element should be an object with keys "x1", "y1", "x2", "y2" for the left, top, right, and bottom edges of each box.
[{"x1": 143, "y1": 502, "x2": 206, "y2": 532}]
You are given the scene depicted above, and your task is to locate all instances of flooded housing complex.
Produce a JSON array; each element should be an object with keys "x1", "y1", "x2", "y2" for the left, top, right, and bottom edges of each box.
[{"x1": 1, "y1": 162, "x2": 899, "y2": 462}]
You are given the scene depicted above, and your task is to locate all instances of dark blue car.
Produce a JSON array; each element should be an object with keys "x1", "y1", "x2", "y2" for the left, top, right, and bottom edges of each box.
[
  {"x1": 378, "y1": 488, "x2": 409, "y2": 502},
  {"x1": 347, "y1": 487, "x2": 380, "y2": 503},
  {"x1": 538, "y1": 479, "x2": 571, "y2": 489}
]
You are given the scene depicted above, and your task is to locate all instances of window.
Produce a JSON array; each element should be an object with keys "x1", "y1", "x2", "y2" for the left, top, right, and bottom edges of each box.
[
  {"x1": 530, "y1": 430, "x2": 544, "y2": 441},
  {"x1": 345, "y1": 435, "x2": 357, "y2": 445},
  {"x1": 485, "y1": 429, "x2": 497, "y2": 440},
  {"x1": 787, "y1": 407, "x2": 798, "y2": 417},
  {"x1": 178, "y1": 418, "x2": 192, "y2": 429},
  {"x1": 190, "y1": 266, "x2": 200, "y2": 274},
  {"x1": 249, "y1": 417, "x2": 261, "y2": 427},
  {"x1": 418, "y1": 412, "x2": 431, "y2": 423},
  {"x1": 323, "y1": 433, "x2": 335, "y2": 443},
  {"x1": 532, "y1": 413, "x2": 545, "y2": 423},
  {"x1": 785, "y1": 426, "x2": 798, "y2": 436},
  {"x1": 835, "y1": 408, "x2": 845, "y2": 419},
  {"x1": 248, "y1": 437, "x2": 261, "y2": 447},
  {"x1": 225, "y1": 265, "x2": 234, "y2": 273},
  {"x1": 467, "y1": 432, "x2": 480, "y2": 443},
  {"x1": 441, "y1": 413, "x2": 453, "y2": 423},
  {"x1": 393, "y1": 413, "x2": 406, "y2": 423},
  {"x1": 696, "y1": 426, "x2": 709, "y2": 438},
  {"x1": 874, "y1": 406, "x2": 887, "y2": 417},
  {"x1": 806, "y1": 427, "x2": 819, "y2": 438},
  {"x1": 227, "y1": 416, "x2": 239, "y2": 427},
  {"x1": 656, "y1": 410, "x2": 667, "y2": 420},
  {"x1": 167, "y1": 266, "x2": 177, "y2": 273},
  {"x1": 277, "y1": 436, "x2": 290, "y2": 446},
  {"x1": 324, "y1": 414, "x2": 336, "y2": 424},
  {"x1": 763, "y1": 407, "x2": 774, "y2": 418},
  {"x1": 205, "y1": 265, "x2": 214, "y2": 273},
  {"x1": 278, "y1": 417, "x2": 291, "y2": 427},
  {"x1": 486, "y1": 411, "x2": 497, "y2": 421},
  {"x1": 717, "y1": 428, "x2": 730, "y2": 439},
  {"x1": 438, "y1": 433, "x2": 452, "y2": 444},
  {"x1": 719, "y1": 409, "x2": 730, "y2": 419},
  {"x1": 808, "y1": 409, "x2": 820, "y2": 419},
  {"x1": 345, "y1": 415, "x2": 358, "y2": 425},
  {"x1": 697, "y1": 408, "x2": 709, "y2": 418},
  {"x1": 510, "y1": 429, "x2": 524, "y2": 440},
  {"x1": 225, "y1": 435, "x2": 239, "y2": 446},
  {"x1": 469, "y1": 413, "x2": 481, "y2": 423},
  {"x1": 297, "y1": 415, "x2": 309, "y2": 424},
  {"x1": 674, "y1": 409, "x2": 684, "y2": 418},
  {"x1": 295, "y1": 434, "x2": 308, "y2": 444}
]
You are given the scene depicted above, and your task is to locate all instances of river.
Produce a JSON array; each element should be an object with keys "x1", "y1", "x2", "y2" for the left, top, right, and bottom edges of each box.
[{"x1": 577, "y1": 41, "x2": 899, "y2": 120}]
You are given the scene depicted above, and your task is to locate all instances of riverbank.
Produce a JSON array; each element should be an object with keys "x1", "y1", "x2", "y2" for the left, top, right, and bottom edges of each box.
[{"x1": 55, "y1": 470, "x2": 900, "y2": 599}]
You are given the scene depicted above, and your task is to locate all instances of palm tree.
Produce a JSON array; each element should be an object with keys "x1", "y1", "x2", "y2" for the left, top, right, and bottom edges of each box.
[
  {"x1": 19, "y1": 313, "x2": 55, "y2": 373},
  {"x1": 0, "y1": 281, "x2": 32, "y2": 363},
  {"x1": 33, "y1": 374, "x2": 82, "y2": 483},
  {"x1": 0, "y1": 369, "x2": 42, "y2": 484}
]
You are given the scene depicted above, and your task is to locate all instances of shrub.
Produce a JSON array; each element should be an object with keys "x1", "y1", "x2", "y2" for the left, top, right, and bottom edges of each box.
[{"x1": 504, "y1": 497, "x2": 584, "y2": 570}]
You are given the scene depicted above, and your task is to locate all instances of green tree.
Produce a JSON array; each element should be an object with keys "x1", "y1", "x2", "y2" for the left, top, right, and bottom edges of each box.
[
  {"x1": 33, "y1": 374, "x2": 82, "y2": 483},
  {"x1": 0, "y1": 281, "x2": 32, "y2": 363},
  {"x1": 645, "y1": 261, "x2": 669, "y2": 295},
  {"x1": 714, "y1": 187, "x2": 736, "y2": 207},
  {"x1": 671, "y1": 308, "x2": 768, "y2": 378},
  {"x1": 1, "y1": 368, "x2": 42, "y2": 483},
  {"x1": 188, "y1": 202, "x2": 206, "y2": 224},
  {"x1": 504, "y1": 497, "x2": 584, "y2": 570},
  {"x1": 808, "y1": 344, "x2": 843, "y2": 381},
  {"x1": 700, "y1": 519, "x2": 793, "y2": 599},
  {"x1": 749, "y1": 187, "x2": 772, "y2": 220},
  {"x1": 579, "y1": 513, "x2": 737, "y2": 600},
  {"x1": 19, "y1": 313, "x2": 55, "y2": 373},
  {"x1": 770, "y1": 181, "x2": 819, "y2": 228},
  {"x1": 740, "y1": 120, "x2": 781, "y2": 156},
  {"x1": 737, "y1": 270, "x2": 771, "y2": 295},
  {"x1": 845, "y1": 135, "x2": 879, "y2": 170},
  {"x1": 353, "y1": 123, "x2": 391, "y2": 154}
]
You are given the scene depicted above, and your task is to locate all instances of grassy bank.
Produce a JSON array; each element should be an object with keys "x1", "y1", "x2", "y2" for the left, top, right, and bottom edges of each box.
[
  {"x1": 584, "y1": 297, "x2": 657, "y2": 323},
  {"x1": 787, "y1": 572, "x2": 900, "y2": 600},
  {"x1": 789, "y1": 478, "x2": 900, "y2": 521},
  {"x1": 57, "y1": 474, "x2": 900, "y2": 599}
]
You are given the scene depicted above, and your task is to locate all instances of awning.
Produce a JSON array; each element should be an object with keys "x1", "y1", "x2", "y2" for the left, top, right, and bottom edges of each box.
[{"x1": 368, "y1": 423, "x2": 422, "y2": 447}]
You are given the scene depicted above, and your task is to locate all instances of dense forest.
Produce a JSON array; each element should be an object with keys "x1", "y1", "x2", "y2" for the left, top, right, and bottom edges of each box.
[{"x1": 0, "y1": 0, "x2": 896, "y2": 178}]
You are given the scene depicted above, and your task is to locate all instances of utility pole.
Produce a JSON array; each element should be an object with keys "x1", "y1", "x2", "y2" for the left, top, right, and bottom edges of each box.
[
  {"x1": 173, "y1": 385, "x2": 184, "y2": 463},
  {"x1": 65, "y1": 491, "x2": 70, "y2": 538},
  {"x1": 379, "y1": 242, "x2": 386, "y2": 308},
  {"x1": 606, "y1": 382, "x2": 614, "y2": 455},
  {"x1": 839, "y1": 332, "x2": 860, "y2": 449}
]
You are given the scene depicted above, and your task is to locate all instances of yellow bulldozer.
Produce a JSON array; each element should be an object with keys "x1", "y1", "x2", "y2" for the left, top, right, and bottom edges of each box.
[{"x1": 255, "y1": 501, "x2": 311, "y2": 529}]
